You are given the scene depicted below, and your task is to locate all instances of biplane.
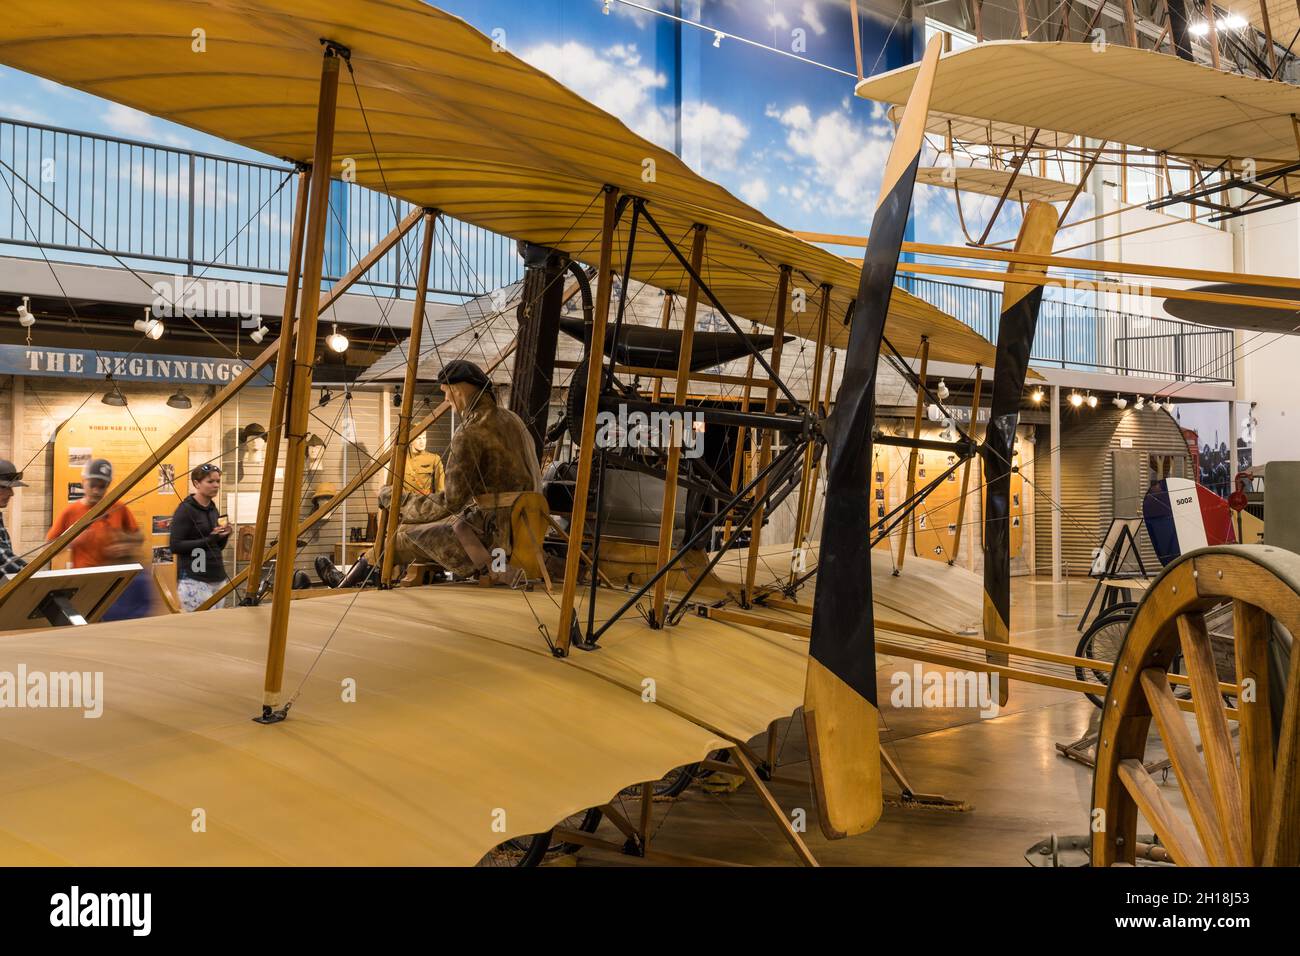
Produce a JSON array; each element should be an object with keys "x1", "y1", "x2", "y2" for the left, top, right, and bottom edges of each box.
[{"x1": 0, "y1": 4, "x2": 1297, "y2": 869}]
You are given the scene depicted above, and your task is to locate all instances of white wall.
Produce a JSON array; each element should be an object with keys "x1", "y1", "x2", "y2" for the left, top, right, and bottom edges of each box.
[{"x1": 1238, "y1": 203, "x2": 1300, "y2": 467}]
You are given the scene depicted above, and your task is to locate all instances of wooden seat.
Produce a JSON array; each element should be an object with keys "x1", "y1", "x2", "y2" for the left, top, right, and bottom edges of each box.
[{"x1": 509, "y1": 492, "x2": 553, "y2": 592}]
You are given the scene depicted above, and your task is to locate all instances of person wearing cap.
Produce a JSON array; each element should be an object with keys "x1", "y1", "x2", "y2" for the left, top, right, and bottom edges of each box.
[
  {"x1": 322, "y1": 359, "x2": 539, "y2": 586},
  {"x1": 169, "y1": 463, "x2": 232, "y2": 611},
  {"x1": 0, "y1": 459, "x2": 28, "y2": 577},
  {"x1": 46, "y1": 458, "x2": 143, "y2": 570}
]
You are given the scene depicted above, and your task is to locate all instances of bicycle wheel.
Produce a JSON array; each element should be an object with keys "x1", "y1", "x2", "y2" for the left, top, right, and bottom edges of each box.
[
  {"x1": 1075, "y1": 604, "x2": 1136, "y2": 708},
  {"x1": 475, "y1": 807, "x2": 602, "y2": 867}
]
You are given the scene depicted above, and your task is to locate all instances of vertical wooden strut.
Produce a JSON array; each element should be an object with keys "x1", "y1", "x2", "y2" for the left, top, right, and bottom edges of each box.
[
  {"x1": 789, "y1": 285, "x2": 832, "y2": 585},
  {"x1": 380, "y1": 209, "x2": 439, "y2": 587},
  {"x1": 1259, "y1": 0, "x2": 1278, "y2": 74},
  {"x1": 259, "y1": 44, "x2": 343, "y2": 719},
  {"x1": 894, "y1": 335, "x2": 929, "y2": 573},
  {"x1": 982, "y1": 199, "x2": 1058, "y2": 710},
  {"x1": 650, "y1": 225, "x2": 706, "y2": 628},
  {"x1": 1205, "y1": 2, "x2": 1222, "y2": 70},
  {"x1": 797, "y1": 348, "x2": 837, "y2": 547},
  {"x1": 244, "y1": 166, "x2": 311, "y2": 601},
  {"x1": 1121, "y1": 0, "x2": 1139, "y2": 47},
  {"x1": 723, "y1": 332, "x2": 758, "y2": 540},
  {"x1": 556, "y1": 187, "x2": 620, "y2": 654},
  {"x1": 948, "y1": 363, "x2": 982, "y2": 565},
  {"x1": 804, "y1": 34, "x2": 943, "y2": 840},
  {"x1": 742, "y1": 265, "x2": 791, "y2": 605}
]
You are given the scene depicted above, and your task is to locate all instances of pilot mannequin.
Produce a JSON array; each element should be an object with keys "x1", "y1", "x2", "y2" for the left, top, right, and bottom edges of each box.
[{"x1": 404, "y1": 429, "x2": 445, "y2": 495}]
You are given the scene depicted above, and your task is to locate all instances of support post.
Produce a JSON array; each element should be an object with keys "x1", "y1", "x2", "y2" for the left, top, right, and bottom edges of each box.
[
  {"x1": 380, "y1": 209, "x2": 439, "y2": 587},
  {"x1": 556, "y1": 187, "x2": 620, "y2": 655},
  {"x1": 1051, "y1": 383, "x2": 1062, "y2": 584},
  {"x1": 1259, "y1": 0, "x2": 1278, "y2": 73},
  {"x1": 894, "y1": 336, "x2": 930, "y2": 573},
  {"x1": 258, "y1": 43, "x2": 343, "y2": 720},
  {"x1": 949, "y1": 363, "x2": 983, "y2": 565},
  {"x1": 1205, "y1": 0, "x2": 1222, "y2": 69},
  {"x1": 983, "y1": 201, "x2": 1058, "y2": 708},
  {"x1": 723, "y1": 334, "x2": 758, "y2": 541},
  {"x1": 789, "y1": 285, "x2": 832, "y2": 585},
  {"x1": 650, "y1": 224, "x2": 706, "y2": 628},
  {"x1": 796, "y1": 348, "x2": 837, "y2": 552},
  {"x1": 742, "y1": 265, "x2": 791, "y2": 605},
  {"x1": 244, "y1": 167, "x2": 311, "y2": 600},
  {"x1": 510, "y1": 242, "x2": 569, "y2": 459}
]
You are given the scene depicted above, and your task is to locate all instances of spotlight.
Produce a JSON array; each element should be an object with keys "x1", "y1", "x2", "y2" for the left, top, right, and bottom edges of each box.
[
  {"x1": 249, "y1": 323, "x2": 270, "y2": 345},
  {"x1": 166, "y1": 389, "x2": 192, "y2": 410},
  {"x1": 325, "y1": 324, "x2": 349, "y2": 353},
  {"x1": 134, "y1": 307, "x2": 164, "y2": 340},
  {"x1": 1069, "y1": 391, "x2": 1083, "y2": 408},
  {"x1": 392, "y1": 384, "x2": 403, "y2": 408},
  {"x1": 1112, "y1": 396, "x2": 1128, "y2": 410},
  {"x1": 319, "y1": 386, "x2": 333, "y2": 407},
  {"x1": 713, "y1": 31, "x2": 724, "y2": 48},
  {"x1": 16, "y1": 296, "x2": 35, "y2": 328},
  {"x1": 936, "y1": 379, "x2": 950, "y2": 401},
  {"x1": 1030, "y1": 388, "x2": 1044, "y2": 403},
  {"x1": 926, "y1": 403, "x2": 943, "y2": 422},
  {"x1": 1087, "y1": 393, "x2": 1098, "y2": 409},
  {"x1": 602, "y1": 0, "x2": 611, "y2": 12},
  {"x1": 101, "y1": 383, "x2": 127, "y2": 407}
]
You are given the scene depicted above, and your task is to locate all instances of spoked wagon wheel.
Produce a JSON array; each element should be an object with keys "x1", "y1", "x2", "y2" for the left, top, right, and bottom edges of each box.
[{"x1": 1092, "y1": 546, "x2": 1300, "y2": 867}]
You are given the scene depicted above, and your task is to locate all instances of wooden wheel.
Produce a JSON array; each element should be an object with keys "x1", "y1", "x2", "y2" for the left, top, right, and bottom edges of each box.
[{"x1": 1092, "y1": 546, "x2": 1300, "y2": 867}]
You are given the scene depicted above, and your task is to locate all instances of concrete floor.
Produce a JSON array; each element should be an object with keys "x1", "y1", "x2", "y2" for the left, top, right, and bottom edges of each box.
[{"x1": 574, "y1": 576, "x2": 1141, "y2": 867}]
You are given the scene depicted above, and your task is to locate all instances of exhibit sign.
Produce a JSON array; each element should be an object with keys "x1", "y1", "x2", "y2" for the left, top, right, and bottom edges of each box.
[
  {"x1": 3, "y1": 345, "x2": 273, "y2": 385},
  {"x1": 52, "y1": 409, "x2": 192, "y2": 569}
]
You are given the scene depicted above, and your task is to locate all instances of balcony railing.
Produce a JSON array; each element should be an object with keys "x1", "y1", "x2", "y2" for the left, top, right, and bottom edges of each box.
[
  {"x1": 0, "y1": 116, "x2": 522, "y2": 300},
  {"x1": 900, "y1": 275, "x2": 1235, "y2": 385}
]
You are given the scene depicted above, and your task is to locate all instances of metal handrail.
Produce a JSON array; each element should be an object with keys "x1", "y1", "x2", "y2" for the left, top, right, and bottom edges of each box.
[{"x1": 0, "y1": 115, "x2": 522, "y2": 299}]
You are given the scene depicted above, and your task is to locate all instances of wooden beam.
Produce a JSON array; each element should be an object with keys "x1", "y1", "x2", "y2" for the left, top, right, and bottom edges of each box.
[
  {"x1": 742, "y1": 266, "x2": 790, "y2": 606},
  {"x1": 1259, "y1": 0, "x2": 1278, "y2": 74},
  {"x1": 891, "y1": 260, "x2": 1300, "y2": 312},
  {"x1": 949, "y1": 363, "x2": 982, "y2": 565},
  {"x1": 850, "y1": 0, "x2": 865, "y2": 79},
  {"x1": 789, "y1": 285, "x2": 831, "y2": 587},
  {"x1": 380, "y1": 211, "x2": 438, "y2": 586},
  {"x1": 730, "y1": 748, "x2": 819, "y2": 866},
  {"x1": 244, "y1": 167, "x2": 311, "y2": 601},
  {"x1": 556, "y1": 187, "x2": 620, "y2": 653},
  {"x1": 261, "y1": 45, "x2": 343, "y2": 715},
  {"x1": 651, "y1": 225, "x2": 706, "y2": 627},
  {"x1": 895, "y1": 336, "x2": 929, "y2": 573},
  {"x1": 797, "y1": 348, "x2": 837, "y2": 548},
  {"x1": 793, "y1": 233, "x2": 1300, "y2": 293}
]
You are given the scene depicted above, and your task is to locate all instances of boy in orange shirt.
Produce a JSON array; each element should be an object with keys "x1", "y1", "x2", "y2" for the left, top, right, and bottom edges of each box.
[{"x1": 47, "y1": 458, "x2": 141, "y2": 568}]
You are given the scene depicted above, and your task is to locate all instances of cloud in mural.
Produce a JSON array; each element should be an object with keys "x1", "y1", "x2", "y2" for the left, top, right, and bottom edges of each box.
[
  {"x1": 768, "y1": 102, "x2": 892, "y2": 217},
  {"x1": 520, "y1": 40, "x2": 668, "y2": 140},
  {"x1": 682, "y1": 102, "x2": 750, "y2": 173},
  {"x1": 739, "y1": 177, "x2": 770, "y2": 205},
  {"x1": 801, "y1": 1, "x2": 828, "y2": 36},
  {"x1": 520, "y1": 38, "x2": 749, "y2": 177}
]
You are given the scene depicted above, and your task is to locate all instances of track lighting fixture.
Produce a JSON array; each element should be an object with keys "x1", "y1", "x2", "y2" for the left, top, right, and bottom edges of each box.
[
  {"x1": 166, "y1": 389, "x2": 192, "y2": 410},
  {"x1": 1068, "y1": 391, "x2": 1083, "y2": 408},
  {"x1": 320, "y1": 386, "x2": 333, "y2": 407},
  {"x1": 602, "y1": 0, "x2": 611, "y2": 12},
  {"x1": 936, "y1": 379, "x2": 949, "y2": 401},
  {"x1": 1135, "y1": 395, "x2": 1145, "y2": 410},
  {"x1": 713, "y1": 31, "x2": 723, "y2": 47},
  {"x1": 1087, "y1": 393, "x2": 1098, "y2": 409},
  {"x1": 249, "y1": 323, "x2": 270, "y2": 345},
  {"x1": 1030, "y1": 388, "x2": 1044, "y2": 403},
  {"x1": 1112, "y1": 396, "x2": 1127, "y2": 410},
  {"x1": 326, "y1": 324, "x2": 349, "y2": 353},
  {"x1": 16, "y1": 296, "x2": 35, "y2": 328},
  {"x1": 134, "y1": 307, "x2": 164, "y2": 340}
]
